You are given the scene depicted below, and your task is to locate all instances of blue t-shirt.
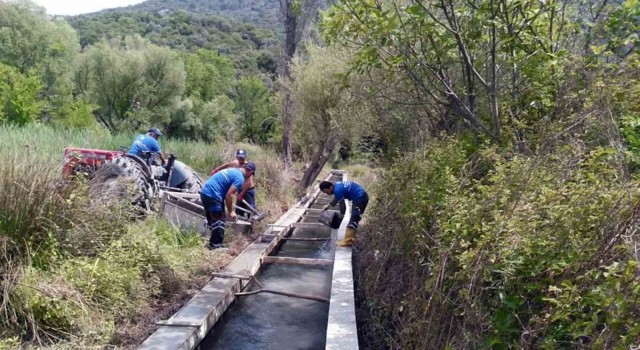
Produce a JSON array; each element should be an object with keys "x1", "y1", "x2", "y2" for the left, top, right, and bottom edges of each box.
[
  {"x1": 333, "y1": 181, "x2": 367, "y2": 203},
  {"x1": 200, "y1": 169, "x2": 245, "y2": 200},
  {"x1": 128, "y1": 134, "x2": 161, "y2": 157}
]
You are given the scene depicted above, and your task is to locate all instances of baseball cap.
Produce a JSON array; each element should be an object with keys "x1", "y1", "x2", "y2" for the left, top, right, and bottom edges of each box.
[
  {"x1": 243, "y1": 161, "x2": 256, "y2": 175},
  {"x1": 236, "y1": 149, "x2": 247, "y2": 158},
  {"x1": 148, "y1": 127, "x2": 162, "y2": 136}
]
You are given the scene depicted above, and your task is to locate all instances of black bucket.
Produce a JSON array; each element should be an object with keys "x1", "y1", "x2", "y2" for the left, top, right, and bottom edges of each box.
[{"x1": 318, "y1": 211, "x2": 343, "y2": 229}]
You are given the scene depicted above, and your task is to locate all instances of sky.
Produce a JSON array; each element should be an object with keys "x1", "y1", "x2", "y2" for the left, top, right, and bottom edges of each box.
[{"x1": 33, "y1": 0, "x2": 146, "y2": 16}]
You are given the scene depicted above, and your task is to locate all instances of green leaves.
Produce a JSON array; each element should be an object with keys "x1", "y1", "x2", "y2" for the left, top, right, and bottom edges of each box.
[
  {"x1": 233, "y1": 76, "x2": 275, "y2": 144},
  {"x1": 77, "y1": 36, "x2": 186, "y2": 133},
  {"x1": 0, "y1": 63, "x2": 42, "y2": 125},
  {"x1": 406, "y1": 4, "x2": 424, "y2": 17}
]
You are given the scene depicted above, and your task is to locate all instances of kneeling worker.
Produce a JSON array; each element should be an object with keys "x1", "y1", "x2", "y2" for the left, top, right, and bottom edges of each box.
[
  {"x1": 200, "y1": 162, "x2": 256, "y2": 249},
  {"x1": 320, "y1": 180, "x2": 369, "y2": 246}
]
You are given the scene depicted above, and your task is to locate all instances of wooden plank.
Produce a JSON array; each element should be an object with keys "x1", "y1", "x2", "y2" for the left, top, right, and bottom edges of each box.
[
  {"x1": 235, "y1": 289, "x2": 330, "y2": 303},
  {"x1": 282, "y1": 237, "x2": 330, "y2": 241},
  {"x1": 305, "y1": 208, "x2": 339, "y2": 213},
  {"x1": 156, "y1": 320, "x2": 200, "y2": 327},
  {"x1": 262, "y1": 256, "x2": 333, "y2": 266},
  {"x1": 167, "y1": 192, "x2": 202, "y2": 200},
  {"x1": 169, "y1": 196, "x2": 205, "y2": 215}
]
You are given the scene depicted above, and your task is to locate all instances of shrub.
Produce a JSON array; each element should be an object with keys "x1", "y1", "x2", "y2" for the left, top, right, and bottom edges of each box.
[
  {"x1": 356, "y1": 140, "x2": 640, "y2": 349},
  {"x1": 6, "y1": 267, "x2": 111, "y2": 345}
]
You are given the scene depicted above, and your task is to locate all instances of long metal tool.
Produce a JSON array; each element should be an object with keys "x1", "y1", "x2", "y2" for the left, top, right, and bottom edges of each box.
[
  {"x1": 239, "y1": 199, "x2": 267, "y2": 221},
  {"x1": 234, "y1": 203, "x2": 266, "y2": 222}
]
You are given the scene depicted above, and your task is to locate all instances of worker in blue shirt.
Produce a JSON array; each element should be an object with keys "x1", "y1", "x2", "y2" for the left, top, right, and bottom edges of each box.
[
  {"x1": 128, "y1": 127, "x2": 165, "y2": 164},
  {"x1": 200, "y1": 162, "x2": 256, "y2": 249},
  {"x1": 320, "y1": 180, "x2": 369, "y2": 247},
  {"x1": 210, "y1": 149, "x2": 257, "y2": 219}
]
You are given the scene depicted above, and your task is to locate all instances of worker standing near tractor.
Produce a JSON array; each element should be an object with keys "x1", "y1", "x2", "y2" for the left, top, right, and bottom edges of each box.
[
  {"x1": 128, "y1": 127, "x2": 166, "y2": 164},
  {"x1": 320, "y1": 180, "x2": 369, "y2": 247},
  {"x1": 200, "y1": 162, "x2": 256, "y2": 249},
  {"x1": 210, "y1": 150, "x2": 257, "y2": 219}
]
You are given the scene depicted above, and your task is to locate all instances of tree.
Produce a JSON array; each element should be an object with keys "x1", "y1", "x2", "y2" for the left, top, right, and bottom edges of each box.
[
  {"x1": 166, "y1": 95, "x2": 237, "y2": 142},
  {"x1": 0, "y1": 63, "x2": 42, "y2": 125},
  {"x1": 285, "y1": 45, "x2": 370, "y2": 188},
  {"x1": 233, "y1": 77, "x2": 276, "y2": 144},
  {"x1": 279, "y1": 0, "x2": 323, "y2": 168},
  {"x1": 322, "y1": 0, "x2": 585, "y2": 146},
  {"x1": 77, "y1": 36, "x2": 186, "y2": 133},
  {"x1": 182, "y1": 49, "x2": 236, "y2": 101},
  {"x1": 0, "y1": 0, "x2": 79, "y2": 118}
]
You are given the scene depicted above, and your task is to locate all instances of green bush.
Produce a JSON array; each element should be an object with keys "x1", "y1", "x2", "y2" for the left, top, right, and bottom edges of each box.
[
  {"x1": 7, "y1": 267, "x2": 111, "y2": 345},
  {"x1": 356, "y1": 140, "x2": 640, "y2": 349},
  {"x1": 61, "y1": 256, "x2": 148, "y2": 320},
  {"x1": 0, "y1": 63, "x2": 43, "y2": 125}
]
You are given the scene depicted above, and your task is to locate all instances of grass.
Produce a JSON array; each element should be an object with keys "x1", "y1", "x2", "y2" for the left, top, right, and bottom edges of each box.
[
  {"x1": 0, "y1": 124, "x2": 296, "y2": 348},
  {"x1": 0, "y1": 124, "x2": 221, "y2": 173}
]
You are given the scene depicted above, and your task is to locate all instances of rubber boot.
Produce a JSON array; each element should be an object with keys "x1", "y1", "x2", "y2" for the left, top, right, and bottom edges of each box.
[{"x1": 337, "y1": 227, "x2": 356, "y2": 247}]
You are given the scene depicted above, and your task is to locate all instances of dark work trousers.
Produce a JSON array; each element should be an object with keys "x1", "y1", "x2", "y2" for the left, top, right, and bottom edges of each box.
[
  {"x1": 235, "y1": 187, "x2": 256, "y2": 218},
  {"x1": 200, "y1": 193, "x2": 225, "y2": 246},
  {"x1": 339, "y1": 193, "x2": 369, "y2": 230}
]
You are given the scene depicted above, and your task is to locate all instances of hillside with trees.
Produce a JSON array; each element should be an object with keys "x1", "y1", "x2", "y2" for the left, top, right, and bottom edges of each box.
[
  {"x1": 0, "y1": 0, "x2": 278, "y2": 144},
  {"x1": 113, "y1": 0, "x2": 281, "y2": 31},
  {"x1": 67, "y1": 10, "x2": 279, "y2": 76}
]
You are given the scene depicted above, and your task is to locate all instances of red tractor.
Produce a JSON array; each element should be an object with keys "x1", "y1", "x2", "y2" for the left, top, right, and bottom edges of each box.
[{"x1": 62, "y1": 147, "x2": 203, "y2": 210}]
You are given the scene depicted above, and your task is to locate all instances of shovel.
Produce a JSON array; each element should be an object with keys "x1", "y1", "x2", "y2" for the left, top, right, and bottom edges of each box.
[{"x1": 234, "y1": 199, "x2": 267, "y2": 222}]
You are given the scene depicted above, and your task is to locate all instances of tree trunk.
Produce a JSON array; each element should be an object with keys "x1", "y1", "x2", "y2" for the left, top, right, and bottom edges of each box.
[
  {"x1": 300, "y1": 138, "x2": 337, "y2": 189},
  {"x1": 490, "y1": 0, "x2": 501, "y2": 139},
  {"x1": 280, "y1": 0, "x2": 298, "y2": 168},
  {"x1": 282, "y1": 92, "x2": 294, "y2": 168}
]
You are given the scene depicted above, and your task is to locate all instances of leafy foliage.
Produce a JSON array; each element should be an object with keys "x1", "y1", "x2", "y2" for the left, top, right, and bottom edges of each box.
[
  {"x1": 182, "y1": 49, "x2": 236, "y2": 100},
  {"x1": 0, "y1": 1, "x2": 279, "y2": 145},
  {"x1": 76, "y1": 36, "x2": 186, "y2": 133},
  {"x1": 322, "y1": 0, "x2": 639, "y2": 148},
  {"x1": 0, "y1": 0, "x2": 80, "y2": 123},
  {"x1": 233, "y1": 76, "x2": 277, "y2": 144},
  {"x1": 0, "y1": 63, "x2": 42, "y2": 125},
  {"x1": 356, "y1": 141, "x2": 640, "y2": 349},
  {"x1": 284, "y1": 45, "x2": 373, "y2": 186}
]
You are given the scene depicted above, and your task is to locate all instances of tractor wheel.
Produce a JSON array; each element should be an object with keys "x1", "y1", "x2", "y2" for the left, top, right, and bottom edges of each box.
[
  {"x1": 179, "y1": 167, "x2": 203, "y2": 194},
  {"x1": 89, "y1": 156, "x2": 152, "y2": 210}
]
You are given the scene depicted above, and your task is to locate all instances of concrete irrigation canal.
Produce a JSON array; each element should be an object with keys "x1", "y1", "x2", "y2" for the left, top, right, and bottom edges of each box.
[{"x1": 139, "y1": 170, "x2": 358, "y2": 350}]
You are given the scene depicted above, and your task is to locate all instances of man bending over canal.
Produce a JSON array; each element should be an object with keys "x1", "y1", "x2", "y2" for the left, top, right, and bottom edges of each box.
[{"x1": 320, "y1": 180, "x2": 369, "y2": 247}]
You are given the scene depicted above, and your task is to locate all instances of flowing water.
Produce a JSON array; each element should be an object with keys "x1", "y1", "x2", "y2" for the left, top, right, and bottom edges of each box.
[{"x1": 199, "y1": 192, "x2": 338, "y2": 350}]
